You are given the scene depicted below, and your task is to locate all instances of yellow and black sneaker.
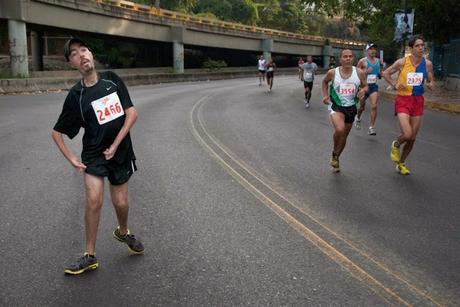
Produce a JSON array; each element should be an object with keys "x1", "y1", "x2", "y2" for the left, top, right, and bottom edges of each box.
[
  {"x1": 396, "y1": 162, "x2": 410, "y2": 175},
  {"x1": 113, "y1": 227, "x2": 145, "y2": 254},
  {"x1": 64, "y1": 253, "x2": 98, "y2": 275},
  {"x1": 391, "y1": 141, "x2": 400, "y2": 163},
  {"x1": 330, "y1": 153, "x2": 340, "y2": 173}
]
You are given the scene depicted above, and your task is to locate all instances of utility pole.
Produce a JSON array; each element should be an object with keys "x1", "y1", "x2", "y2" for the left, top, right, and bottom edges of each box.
[{"x1": 401, "y1": 0, "x2": 406, "y2": 57}]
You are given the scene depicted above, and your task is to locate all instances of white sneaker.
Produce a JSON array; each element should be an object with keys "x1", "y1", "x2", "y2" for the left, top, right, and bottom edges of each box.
[
  {"x1": 305, "y1": 101, "x2": 310, "y2": 108},
  {"x1": 354, "y1": 117, "x2": 361, "y2": 130},
  {"x1": 368, "y1": 126, "x2": 376, "y2": 135}
]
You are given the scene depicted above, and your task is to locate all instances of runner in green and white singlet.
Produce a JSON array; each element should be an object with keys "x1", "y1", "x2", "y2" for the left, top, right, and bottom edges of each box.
[{"x1": 322, "y1": 49, "x2": 368, "y2": 172}]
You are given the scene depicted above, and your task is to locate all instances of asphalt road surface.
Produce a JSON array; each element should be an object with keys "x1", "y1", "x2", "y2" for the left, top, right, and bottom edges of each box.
[{"x1": 1, "y1": 75, "x2": 459, "y2": 306}]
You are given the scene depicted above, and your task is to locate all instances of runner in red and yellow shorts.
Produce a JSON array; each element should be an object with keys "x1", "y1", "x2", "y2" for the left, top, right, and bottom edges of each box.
[{"x1": 382, "y1": 35, "x2": 434, "y2": 175}]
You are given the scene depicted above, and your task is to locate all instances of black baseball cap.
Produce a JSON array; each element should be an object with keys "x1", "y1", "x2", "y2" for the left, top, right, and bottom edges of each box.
[{"x1": 64, "y1": 37, "x2": 90, "y2": 61}]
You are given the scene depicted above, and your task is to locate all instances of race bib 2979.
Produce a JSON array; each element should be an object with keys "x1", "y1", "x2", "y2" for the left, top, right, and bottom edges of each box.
[{"x1": 91, "y1": 92, "x2": 124, "y2": 125}]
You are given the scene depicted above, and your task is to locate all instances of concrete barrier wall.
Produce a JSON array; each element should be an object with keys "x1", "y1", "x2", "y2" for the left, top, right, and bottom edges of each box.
[{"x1": 1, "y1": 67, "x2": 325, "y2": 94}]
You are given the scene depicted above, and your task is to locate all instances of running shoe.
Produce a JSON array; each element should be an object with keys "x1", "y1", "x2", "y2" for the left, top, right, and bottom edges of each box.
[
  {"x1": 330, "y1": 154, "x2": 340, "y2": 172},
  {"x1": 113, "y1": 227, "x2": 145, "y2": 254},
  {"x1": 396, "y1": 162, "x2": 410, "y2": 175},
  {"x1": 304, "y1": 99, "x2": 310, "y2": 108},
  {"x1": 64, "y1": 253, "x2": 98, "y2": 275},
  {"x1": 368, "y1": 126, "x2": 376, "y2": 135},
  {"x1": 390, "y1": 141, "x2": 400, "y2": 162},
  {"x1": 354, "y1": 117, "x2": 361, "y2": 130}
]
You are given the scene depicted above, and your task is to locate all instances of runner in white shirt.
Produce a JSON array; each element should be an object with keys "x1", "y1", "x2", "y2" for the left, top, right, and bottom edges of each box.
[
  {"x1": 300, "y1": 55, "x2": 318, "y2": 108},
  {"x1": 322, "y1": 49, "x2": 368, "y2": 172},
  {"x1": 257, "y1": 55, "x2": 266, "y2": 86}
]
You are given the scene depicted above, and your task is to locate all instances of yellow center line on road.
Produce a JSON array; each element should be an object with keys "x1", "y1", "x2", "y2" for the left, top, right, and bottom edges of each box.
[
  {"x1": 190, "y1": 96, "x2": 416, "y2": 305},
  {"x1": 195, "y1": 96, "x2": 445, "y2": 306}
]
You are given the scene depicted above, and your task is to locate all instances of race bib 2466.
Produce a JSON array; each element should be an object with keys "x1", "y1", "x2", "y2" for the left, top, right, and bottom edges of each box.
[{"x1": 91, "y1": 92, "x2": 124, "y2": 125}]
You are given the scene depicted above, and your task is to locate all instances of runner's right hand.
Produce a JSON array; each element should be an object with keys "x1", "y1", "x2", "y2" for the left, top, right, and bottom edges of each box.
[
  {"x1": 322, "y1": 96, "x2": 331, "y2": 105},
  {"x1": 69, "y1": 156, "x2": 87, "y2": 173}
]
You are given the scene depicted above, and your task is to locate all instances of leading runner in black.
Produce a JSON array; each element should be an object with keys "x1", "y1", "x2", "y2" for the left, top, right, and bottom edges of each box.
[{"x1": 52, "y1": 38, "x2": 144, "y2": 275}]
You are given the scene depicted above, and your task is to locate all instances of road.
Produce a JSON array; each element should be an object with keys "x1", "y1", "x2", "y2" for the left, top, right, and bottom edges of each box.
[{"x1": 1, "y1": 75, "x2": 459, "y2": 306}]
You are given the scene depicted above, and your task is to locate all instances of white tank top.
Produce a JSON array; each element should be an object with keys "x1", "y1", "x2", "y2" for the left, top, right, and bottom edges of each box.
[{"x1": 329, "y1": 66, "x2": 361, "y2": 107}]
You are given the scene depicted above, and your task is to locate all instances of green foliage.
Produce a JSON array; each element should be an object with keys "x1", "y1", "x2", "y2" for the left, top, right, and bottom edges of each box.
[
  {"x1": 130, "y1": 0, "x2": 459, "y2": 60},
  {"x1": 201, "y1": 58, "x2": 227, "y2": 70},
  {"x1": 193, "y1": 0, "x2": 257, "y2": 25},
  {"x1": 193, "y1": 0, "x2": 232, "y2": 20}
]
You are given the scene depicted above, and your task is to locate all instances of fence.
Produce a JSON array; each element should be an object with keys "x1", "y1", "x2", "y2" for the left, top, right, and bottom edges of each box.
[{"x1": 431, "y1": 38, "x2": 460, "y2": 80}]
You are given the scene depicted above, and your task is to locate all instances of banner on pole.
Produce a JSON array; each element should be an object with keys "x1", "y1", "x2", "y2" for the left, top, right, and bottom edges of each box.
[{"x1": 394, "y1": 9, "x2": 414, "y2": 42}]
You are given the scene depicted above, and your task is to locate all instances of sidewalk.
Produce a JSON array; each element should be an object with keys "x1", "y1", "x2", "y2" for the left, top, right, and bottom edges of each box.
[{"x1": 378, "y1": 79, "x2": 460, "y2": 114}]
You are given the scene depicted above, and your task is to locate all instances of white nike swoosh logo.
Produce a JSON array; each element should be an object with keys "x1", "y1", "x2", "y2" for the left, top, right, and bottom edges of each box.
[{"x1": 106, "y1": 87, "x2": 112, "y2": 91}]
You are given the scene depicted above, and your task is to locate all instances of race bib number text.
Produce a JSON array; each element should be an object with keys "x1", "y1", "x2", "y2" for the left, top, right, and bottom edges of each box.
[
  {"x1": 339, "y1": 83, "x2": 356, "y2": 96},
  {"x1": 407, "y1": 72, "x2": 423, "y2": 86},
  {"x1": 91, "y1": 92, "x2": 124, "y2": 125},
  {"x1": 367, "y1": 74, "x2": 377, "y2": 84},
  {"x1": 305, "y1": 72, "x2": 313, "y2": 79}
]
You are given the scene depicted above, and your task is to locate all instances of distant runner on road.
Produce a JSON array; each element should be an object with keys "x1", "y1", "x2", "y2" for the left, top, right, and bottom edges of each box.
[
  {"x1": 383, "y1": 35, "x2": 434, "y2": 175},
  {"x1": 298, "y1": 57, "x2": 304, "y2": 80},
  {"x1": 322, "y1": 49, "x2": 367, "y2": 172},
  {"x1": 257, "y1": 55, "x2": 266, "y2": 86},
  {"x1": 266, "y1": 57, "x2": 276, "y2": 92},
  {"x1": 355, "y1": 42, "x2": 381, "y2": 135},
  {"x1": 300, "y1": 55, "x2": 318, "y2": 108},
  {"x1": 52, "y1": 37, "x2": 144, "y2": 275}
]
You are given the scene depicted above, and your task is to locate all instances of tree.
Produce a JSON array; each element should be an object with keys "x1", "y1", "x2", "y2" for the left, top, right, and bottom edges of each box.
[{"x1": 193, "y1": 0, "x2": 257, "y2": 25}]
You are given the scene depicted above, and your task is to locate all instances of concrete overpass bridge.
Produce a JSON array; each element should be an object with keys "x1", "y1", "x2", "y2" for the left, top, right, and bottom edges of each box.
[{"x1": 1, "y1": 0, "x2": 365, "y2": 77}]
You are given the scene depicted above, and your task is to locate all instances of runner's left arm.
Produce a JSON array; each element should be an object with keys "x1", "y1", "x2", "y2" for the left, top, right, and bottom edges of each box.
[
  {"x1": 426, "y1": 60, "x2": 434, "y2": 91},
  {"x1": 322, "y1": 69, "x2": 334, "y2": 104},
  {"x1": 103, "y1": 72, "x2": 137, "y2": 160},
  {"x1": 357, "y1": 68, "x2": 368, "y2": 99},
  {"x1": 103, "y1": 106, "x2": 138, "y2": 160}
]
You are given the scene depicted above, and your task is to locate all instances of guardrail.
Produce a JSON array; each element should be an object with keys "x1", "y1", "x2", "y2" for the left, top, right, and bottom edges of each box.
[{"x1": 95, "y1": 0, "x2": 364, "y2": 48}]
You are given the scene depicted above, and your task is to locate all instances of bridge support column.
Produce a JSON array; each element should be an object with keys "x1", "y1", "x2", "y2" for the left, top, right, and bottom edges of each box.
[
  {"x1": 173, "y1": 41, "x2": 184, "y2": 74},
  {"x1": 171, "y1": 26, "x2": 185, "y2": 73},
  {"x1": 8, "y1": 19, "x2": 29, "y2": 77},
  {"x1": 261, "y1": 39, "x2": 273, "y2": 60},
  {"x1": 322, "y1": 44, "x2": 331, "y2": 69},
  {"x1": 30, "y1": 31, "x2": 44, "y2": 71}
]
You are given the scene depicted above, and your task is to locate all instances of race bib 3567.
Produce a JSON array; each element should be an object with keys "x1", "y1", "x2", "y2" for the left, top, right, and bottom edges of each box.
[{"x1": 91, "y1": 92, "x2": 124, "y2": 125}]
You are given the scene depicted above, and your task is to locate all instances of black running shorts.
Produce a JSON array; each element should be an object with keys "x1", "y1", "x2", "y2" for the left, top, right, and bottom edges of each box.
[
  {"x1": 330, "y1": 104, "x2": 357, "y2": 124},
  {"x1": 85, "y1": 159, "x2": 137, "y2": 185},
  {"x1": 303, "y1": 81, "x2": 313, "y2": 90}
]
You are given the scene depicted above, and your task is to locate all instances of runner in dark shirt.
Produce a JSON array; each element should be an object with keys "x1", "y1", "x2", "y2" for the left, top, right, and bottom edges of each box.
[{"x1": 52, "y1": 38, "x2": 144, "y2": 275}]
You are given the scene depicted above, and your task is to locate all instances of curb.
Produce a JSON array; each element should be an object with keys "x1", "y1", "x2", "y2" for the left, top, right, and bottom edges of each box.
[
  {"x1": 0, "y1": 68, "x2": 301, "y2": 95},
  {"x1": 379, "y1": 91, "x2": 460, "y2": 115}
]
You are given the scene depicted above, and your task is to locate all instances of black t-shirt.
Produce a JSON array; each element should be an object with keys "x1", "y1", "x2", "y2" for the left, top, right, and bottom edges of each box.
[{"x1": 53, "y1": 71, "x2": 135, "y2": 166}]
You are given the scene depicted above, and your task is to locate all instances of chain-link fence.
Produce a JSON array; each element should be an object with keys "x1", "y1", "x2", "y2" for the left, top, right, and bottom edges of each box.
[{"x1": 431, "y1": 38, "x2": 460, "y2": 80}]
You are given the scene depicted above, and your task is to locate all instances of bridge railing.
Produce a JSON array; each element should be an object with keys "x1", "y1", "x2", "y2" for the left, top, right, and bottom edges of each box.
[{"x1": 95, "y1": 0, "x2": 364, "y2": 48}]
